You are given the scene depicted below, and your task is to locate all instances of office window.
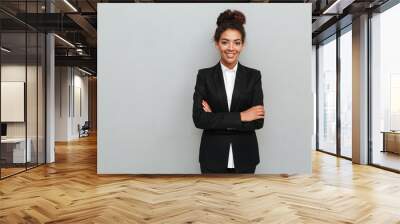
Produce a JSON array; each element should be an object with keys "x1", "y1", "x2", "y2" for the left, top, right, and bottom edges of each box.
[
  {"x1": 371, "y1": 3, "x2": 400, "y2": 171},
  {"x1": 340, "y1": 28, "x2": 352, "y2": 158},
  {"x1": 318, "y1": 36, "x2": 337, "y2": 154}
]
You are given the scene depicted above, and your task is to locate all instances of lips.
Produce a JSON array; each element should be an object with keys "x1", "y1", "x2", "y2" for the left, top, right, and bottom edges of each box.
[{"x1": 226, "y1": 53, "x2": 235, "y2": 58}]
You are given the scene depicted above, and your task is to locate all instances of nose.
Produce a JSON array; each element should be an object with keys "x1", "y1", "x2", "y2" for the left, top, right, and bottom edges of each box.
[{"x1": 228, "y1": 42, "x2": 234, "y2": 51}]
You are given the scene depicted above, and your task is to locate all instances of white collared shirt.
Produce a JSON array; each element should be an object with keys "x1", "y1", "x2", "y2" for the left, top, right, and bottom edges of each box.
[{"x1": 220, "y1": 61, "x2": 238, "y2": 168}]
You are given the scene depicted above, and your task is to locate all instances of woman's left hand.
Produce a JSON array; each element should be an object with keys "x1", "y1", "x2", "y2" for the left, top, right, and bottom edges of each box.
[{"x1": 202, "y1": 100, "x2": 212, "y2": 112}]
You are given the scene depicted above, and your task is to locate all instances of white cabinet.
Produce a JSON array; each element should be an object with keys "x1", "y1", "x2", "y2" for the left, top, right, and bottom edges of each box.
[{"x1": 1, "y1": 138, "x2": 32, "y2": 163}]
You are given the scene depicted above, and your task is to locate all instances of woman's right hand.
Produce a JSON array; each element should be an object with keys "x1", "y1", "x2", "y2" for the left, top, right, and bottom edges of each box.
[{"x1": 240, "y1": 105, "x2": 265, "y2": 122}]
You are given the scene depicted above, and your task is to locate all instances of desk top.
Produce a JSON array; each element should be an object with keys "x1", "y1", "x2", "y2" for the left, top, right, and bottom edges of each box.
[
  {"x1": 1, "y1": 138, "x2": 29, "y2": 143},
  {"x1": 381, "y1": 131, "x2": 400, "y2": 134}
]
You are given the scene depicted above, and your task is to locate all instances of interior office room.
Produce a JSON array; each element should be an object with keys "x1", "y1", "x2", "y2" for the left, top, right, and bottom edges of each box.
[{"x1": 0, "y1": 0, "x2": 400, "y2": 223}]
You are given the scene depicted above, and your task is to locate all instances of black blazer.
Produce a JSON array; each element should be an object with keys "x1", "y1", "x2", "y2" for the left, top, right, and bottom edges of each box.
[{"x1": 192, "y1": 62, "x2": 264, "y2": 171}]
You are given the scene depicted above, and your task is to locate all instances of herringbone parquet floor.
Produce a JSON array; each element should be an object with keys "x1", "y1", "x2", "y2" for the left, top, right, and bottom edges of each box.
[{"x1": 1, "y1": 134, "x2": 400, "y2": 224}]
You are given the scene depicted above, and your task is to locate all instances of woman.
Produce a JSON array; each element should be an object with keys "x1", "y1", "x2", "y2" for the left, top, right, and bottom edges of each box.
[{"x1": 192, "y1": 9, "x2": 265, "y2": 174}]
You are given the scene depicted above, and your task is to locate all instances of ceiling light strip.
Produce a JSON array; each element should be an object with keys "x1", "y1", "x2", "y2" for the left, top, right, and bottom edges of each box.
[
  {"x1": 54, "y1": 34, "x2": 75, "y2": 48},
  {"x1": 323, "y1": 0, "x2": 343, "y2": 14},
  {"x1": 78, "y1": 67, "x2": 93, "y2": 76},
  {"x1": 1, "y1": 47, "x2": 11, "y2": 53},
  {"x1": 63, "y1": 0, "x2": 78, "y2": 12}
]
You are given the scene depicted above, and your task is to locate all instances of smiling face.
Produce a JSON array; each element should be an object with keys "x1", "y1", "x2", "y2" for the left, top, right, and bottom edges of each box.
[{"x1": 215, "y1": 28, "x2": 244, "y2": 68}]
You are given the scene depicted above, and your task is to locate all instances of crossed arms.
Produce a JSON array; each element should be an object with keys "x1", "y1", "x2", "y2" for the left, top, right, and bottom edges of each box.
[{"x1": 192, "y1": 70, "x2": 265, "y2": 131}]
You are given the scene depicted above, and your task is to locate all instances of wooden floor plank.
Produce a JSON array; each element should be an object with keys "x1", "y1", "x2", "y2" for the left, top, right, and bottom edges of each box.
[{"x1": 0, "y1": 134, "x2": 400, "y2": 223}]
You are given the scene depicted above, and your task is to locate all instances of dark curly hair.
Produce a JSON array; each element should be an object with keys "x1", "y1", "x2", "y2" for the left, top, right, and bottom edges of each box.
[{"x1": 214, "y1": 9, "x2": 246, "y2": 43}]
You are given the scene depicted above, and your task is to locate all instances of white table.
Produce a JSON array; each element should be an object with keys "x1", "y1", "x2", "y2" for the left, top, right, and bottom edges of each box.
[{"x1": 1, "y1": 138, "x2": 32, "y2": 163}]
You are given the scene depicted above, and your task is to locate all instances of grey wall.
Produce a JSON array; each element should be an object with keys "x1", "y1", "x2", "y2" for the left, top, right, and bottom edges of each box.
[{"x1": 98, "y1": 3, "x2": 313, "y2": 174}]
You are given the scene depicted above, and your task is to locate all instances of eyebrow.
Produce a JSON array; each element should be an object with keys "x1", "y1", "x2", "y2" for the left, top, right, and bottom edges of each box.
[{"x1": 221, "y1": 38, "x2": 242, "y2": 41}]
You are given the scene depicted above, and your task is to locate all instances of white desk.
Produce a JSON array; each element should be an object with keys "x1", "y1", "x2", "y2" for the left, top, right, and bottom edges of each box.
[{"x1": 1, "y1": 138, "x2": 31, "y2": 163}]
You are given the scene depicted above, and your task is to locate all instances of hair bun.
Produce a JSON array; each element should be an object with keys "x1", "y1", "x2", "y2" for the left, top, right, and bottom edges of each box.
[{"x1": 216, "y1": 9, "x2": 246, "y2": 27}]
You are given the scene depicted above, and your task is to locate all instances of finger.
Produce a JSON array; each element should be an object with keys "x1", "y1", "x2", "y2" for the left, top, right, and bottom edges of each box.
[
  {"x1": 255, "y1": 109, "x2": 264, "y2": 114},
  {"x1": 256, "y1": 107, "x2": 264, "y2": 112},
  {"x1": 204, "y1": 103, "x2": 212, "y2": 111}
]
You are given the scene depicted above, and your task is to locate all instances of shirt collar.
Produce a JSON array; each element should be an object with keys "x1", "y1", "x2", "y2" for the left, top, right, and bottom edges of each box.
[{"x1": 220, "y1": 61, "x2": 238, "y2": 73}]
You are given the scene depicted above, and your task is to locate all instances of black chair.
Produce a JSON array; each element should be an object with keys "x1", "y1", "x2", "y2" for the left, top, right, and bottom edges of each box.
[{"x1": 79, "y1": 121, "x2": 90, "y2": 138}]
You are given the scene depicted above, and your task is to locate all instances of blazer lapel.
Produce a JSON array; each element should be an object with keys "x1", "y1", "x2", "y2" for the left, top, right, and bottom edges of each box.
[
  {"x1": 214, "y1": 62, "x2": 229, "y2": 112},
  {"x1": 230, "y1": 62, "x2": 245, "y2": 112}
]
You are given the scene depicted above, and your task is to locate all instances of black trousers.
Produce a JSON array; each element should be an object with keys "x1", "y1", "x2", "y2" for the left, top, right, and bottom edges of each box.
[{"x1": 200, "y1": 164, "x2": 256, "y2": 174}]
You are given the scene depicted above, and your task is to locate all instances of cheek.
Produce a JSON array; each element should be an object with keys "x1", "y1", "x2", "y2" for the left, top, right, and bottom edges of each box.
[
  {"x1": 217, "y1": 45, "x2": 225, "y2": 53},
  {"x1": 219, "y1": 45, "x2": 228, "y2": 51}
]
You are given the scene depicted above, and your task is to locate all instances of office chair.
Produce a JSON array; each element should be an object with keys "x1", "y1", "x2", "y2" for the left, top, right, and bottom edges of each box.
[{"x1": 79, "y1": 121, "x2": 90, "y2": 138}]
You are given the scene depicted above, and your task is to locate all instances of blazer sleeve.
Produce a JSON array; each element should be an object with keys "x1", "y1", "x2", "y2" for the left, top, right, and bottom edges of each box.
[
  {"x1": 192, "y1": 70, "x2": 242, "y2": 130},
  {"x1": 235, "y1": 70, "x2": 264, "y2": 131}
]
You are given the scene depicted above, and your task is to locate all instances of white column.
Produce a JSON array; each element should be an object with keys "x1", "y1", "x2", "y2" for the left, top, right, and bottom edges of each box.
[
  {"x1": 45, "y1": 0, "x2": 56, "y2": 163},
  {"x1": 46, "y1": 33, "x2": 55, "y2": 163}
]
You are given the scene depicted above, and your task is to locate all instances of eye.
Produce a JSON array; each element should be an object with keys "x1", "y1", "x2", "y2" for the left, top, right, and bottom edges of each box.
[{"x1": 235, "y1": 42, "x2": 241, "y2": 46}]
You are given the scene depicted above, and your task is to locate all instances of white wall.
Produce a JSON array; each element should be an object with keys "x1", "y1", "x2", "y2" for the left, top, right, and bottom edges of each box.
[
  {"x1": 72, "y1": 72, "x2": 89, "y2": 138},
  {"x1": 98, "y1": 3, "x2": 313, "y2": 174},
  {"x1": 1, "y1": 65, "x2": 40, "y2": 138},
  {"x1": 55, "y1": 67, "x2": 89, "y2": 141}
]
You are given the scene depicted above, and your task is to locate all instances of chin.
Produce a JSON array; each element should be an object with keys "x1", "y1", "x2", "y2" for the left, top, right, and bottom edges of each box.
[{"x1": 224, "y1": 58, "x2": 236, "y2": 64}]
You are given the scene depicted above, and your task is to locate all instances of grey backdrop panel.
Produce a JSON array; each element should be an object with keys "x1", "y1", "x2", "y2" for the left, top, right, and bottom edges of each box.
[{"x1": 98, "y1": 3, "x2": 313, "y2": 174}]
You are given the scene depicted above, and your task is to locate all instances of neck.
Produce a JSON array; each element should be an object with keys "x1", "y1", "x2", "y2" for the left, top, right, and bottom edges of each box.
[{"x1": 220, "y1": 60, "x2": 238, "y2": 70}]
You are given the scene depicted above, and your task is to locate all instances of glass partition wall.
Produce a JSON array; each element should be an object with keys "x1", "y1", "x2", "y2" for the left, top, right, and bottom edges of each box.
[
  {"x1": 0, "y1": 1, "x2": 46, "y2": 179},
  {"x1": 316, "y1": 26, "x2": 353, "y2": 159}
]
